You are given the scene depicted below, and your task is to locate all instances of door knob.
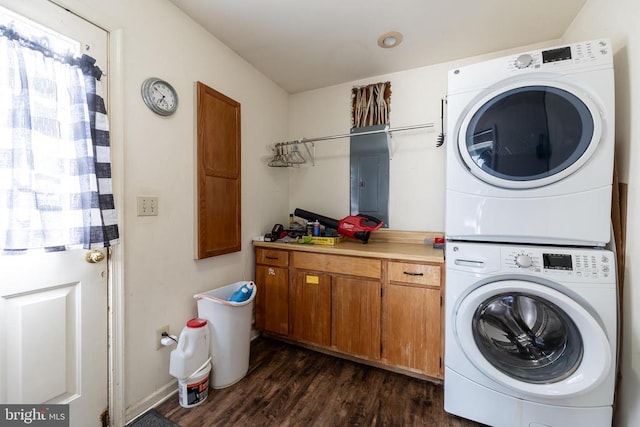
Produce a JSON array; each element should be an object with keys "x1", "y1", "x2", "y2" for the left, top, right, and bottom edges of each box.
[{"x1": 85, "y1": 249, "x2": 106, "y2": 263}]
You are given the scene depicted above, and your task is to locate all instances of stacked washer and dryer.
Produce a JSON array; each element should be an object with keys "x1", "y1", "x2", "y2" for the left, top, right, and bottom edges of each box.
[{"x1": 443, "y1": 40, "x2": 618, "y2": 427}]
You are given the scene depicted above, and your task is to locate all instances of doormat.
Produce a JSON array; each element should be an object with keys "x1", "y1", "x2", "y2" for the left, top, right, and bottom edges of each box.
[{"x1": 126, "y1": 409, "x2": 180, "y2": 427}]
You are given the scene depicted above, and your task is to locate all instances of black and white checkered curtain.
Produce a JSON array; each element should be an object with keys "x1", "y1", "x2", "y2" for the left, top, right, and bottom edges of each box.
[{"x1": 0, "y1": 27, "x2": 119, "y2": 253}]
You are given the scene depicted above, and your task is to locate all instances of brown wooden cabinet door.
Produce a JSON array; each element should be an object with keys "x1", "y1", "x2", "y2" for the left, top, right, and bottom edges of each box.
[
  {"x1": 196, "y1": 82, "x2": 241, "y2": 259},
  {"x1": 255, "y1": 265, "x2": 289, "y2": 335},
  {"x1": 332, "y1": 276, "x2": 381, "y2": 359},
  {"x1": 384, "y1": 283, "x2": 442, "y2": 378},
  {"x1": 290, "y1": 271, "x2": 331, "y2": 347}
]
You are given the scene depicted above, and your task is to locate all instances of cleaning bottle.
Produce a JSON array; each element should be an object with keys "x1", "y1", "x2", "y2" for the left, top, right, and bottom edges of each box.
[{"x1": 227, "y1": 282, "x2": 255, "y2": 302}]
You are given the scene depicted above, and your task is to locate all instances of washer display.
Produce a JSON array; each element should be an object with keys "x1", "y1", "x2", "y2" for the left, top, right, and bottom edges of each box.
[
  {"x1": 444, "y1": 241, "x2": 617, "y2": 427},
  {"x1": 445, "y1": 39, "x2": 615, "y2": 246}
]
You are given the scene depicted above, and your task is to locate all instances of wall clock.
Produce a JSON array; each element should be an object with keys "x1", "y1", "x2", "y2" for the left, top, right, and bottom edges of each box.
[{"x1": 141, "y1": 77, "x2": 179, "y2": 116}]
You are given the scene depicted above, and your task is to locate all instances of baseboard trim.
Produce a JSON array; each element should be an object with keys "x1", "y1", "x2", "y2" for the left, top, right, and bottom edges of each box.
[{"x1": 125, "y1": 380, "x2": 177, "y2": 424}]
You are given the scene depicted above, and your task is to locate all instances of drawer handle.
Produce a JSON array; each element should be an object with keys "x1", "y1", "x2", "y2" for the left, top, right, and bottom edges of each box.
[
  {"x1": 403, "y1": 271, "x2": 424, "y2": 276},
  {"x1": 265, "y1": 256, "x2": 279, "y2": 260}
]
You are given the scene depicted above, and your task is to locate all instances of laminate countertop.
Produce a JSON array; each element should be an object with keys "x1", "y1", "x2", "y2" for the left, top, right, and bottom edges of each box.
[{"x1": 253, "y1": 230, "x2": 444, "y2": 263}]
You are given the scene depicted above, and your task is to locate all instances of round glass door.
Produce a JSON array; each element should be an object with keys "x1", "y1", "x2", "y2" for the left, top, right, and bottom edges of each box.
[
  {"x1": 455, "y1": 280, "x2": 611, "y2": 398},
  {"x1": 472, "y1": 292, "x2": 583, "y2": 384},
  {"x1": 458, "y1": 82, "x2": 602, "y2": 189}
]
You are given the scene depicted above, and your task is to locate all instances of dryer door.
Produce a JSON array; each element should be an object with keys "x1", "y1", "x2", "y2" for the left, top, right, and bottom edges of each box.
[
  {"x1": 454, "y1": 280, "x2": 611, "y2": 398},
  {"x1": 458, "y1": 81, "x2": 603, "y2": 189}
]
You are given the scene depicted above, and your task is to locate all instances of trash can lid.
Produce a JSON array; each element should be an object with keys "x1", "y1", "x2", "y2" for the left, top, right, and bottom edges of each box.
[{"x1": 186, "y1": 318, "x2": 208, "y2": 328}]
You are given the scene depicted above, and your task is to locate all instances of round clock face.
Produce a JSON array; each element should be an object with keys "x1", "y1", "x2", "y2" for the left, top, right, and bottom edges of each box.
[{"x1": 141, "y1": 78, "x2": 178, "y2": 116}]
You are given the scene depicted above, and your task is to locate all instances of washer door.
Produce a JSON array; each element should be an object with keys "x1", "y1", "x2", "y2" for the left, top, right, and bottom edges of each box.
[
  {"x1": 458, "y1": 81, "x2": 603, "y2": 189},
  {"x1": 454, "y1": 280, "x2": 611, "y2": 398}
]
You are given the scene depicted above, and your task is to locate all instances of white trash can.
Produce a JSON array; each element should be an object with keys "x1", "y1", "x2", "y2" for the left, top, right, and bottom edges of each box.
[{"x1": 194, "y1": 281, "x2": 256, "y2": 388}]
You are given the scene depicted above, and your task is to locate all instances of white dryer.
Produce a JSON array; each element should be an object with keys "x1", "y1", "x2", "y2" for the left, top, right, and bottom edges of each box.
[
  {"x1": 444, "y1": 241, "x2": 617, "y2": 427},
  {"x1": 445, "y1": 39, "x2": 615, "y2": 246}
]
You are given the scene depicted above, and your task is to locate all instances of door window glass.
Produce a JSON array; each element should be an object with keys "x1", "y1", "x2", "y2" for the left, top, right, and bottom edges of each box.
[
  {"x1": 472, "y1": 292, "x2": 583, "y2": 383},
  {"x1": 465, "y1": 86, "x2": 594, "y2": 181}
]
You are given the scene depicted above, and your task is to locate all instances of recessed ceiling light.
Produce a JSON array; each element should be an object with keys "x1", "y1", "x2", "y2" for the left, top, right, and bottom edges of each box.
[{"x1": 377, "y1": 31, "x2": 403, "y2": 49}]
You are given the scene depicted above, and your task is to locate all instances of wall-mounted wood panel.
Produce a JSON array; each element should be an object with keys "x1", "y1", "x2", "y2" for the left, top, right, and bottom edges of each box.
[{"x1": 196, "y1": 82, "x2": 241, "y2": 259}]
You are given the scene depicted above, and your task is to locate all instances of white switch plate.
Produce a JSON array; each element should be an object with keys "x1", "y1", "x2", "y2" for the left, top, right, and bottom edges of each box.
[{"x1": 137, "y1": 196, "x2": 158, "y2": 216}]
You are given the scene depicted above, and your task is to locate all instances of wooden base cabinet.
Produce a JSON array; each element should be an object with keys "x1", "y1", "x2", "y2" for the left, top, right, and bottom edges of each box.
[
  {"x1": 383, "y1": 261, "x2": 443, "y2": 378},
  {"x1": 254, "y1": 244, "x2": 444, "y2": 381},
  {"x1": 255, "y1": 249, "x2": 289, "y2": 336}
]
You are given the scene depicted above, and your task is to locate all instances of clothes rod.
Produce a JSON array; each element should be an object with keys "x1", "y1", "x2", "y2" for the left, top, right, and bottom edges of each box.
[
  {"x1": 279, "y1": 122, "x2": 434, "y2": 146},
  {"x1": 269, "y1": 122, "x2": 436, "y2": 167}
]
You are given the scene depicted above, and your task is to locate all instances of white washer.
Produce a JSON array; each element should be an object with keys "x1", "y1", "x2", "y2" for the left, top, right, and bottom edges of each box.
[
  {"x1": 444, "y1": 241, "x2": 617, "y2": 427},
  {"x1": 445, "y1": 39, "x2": 615, "y2": 247}
]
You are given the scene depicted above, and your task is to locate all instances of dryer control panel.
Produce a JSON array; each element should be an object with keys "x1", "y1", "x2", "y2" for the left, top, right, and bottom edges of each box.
[
  {"x1": 504, "y1": 39, "x2": 611, "y2": 71},
  {"x1": 447, "y1": 38, "x2": 614, "y2": 96}
]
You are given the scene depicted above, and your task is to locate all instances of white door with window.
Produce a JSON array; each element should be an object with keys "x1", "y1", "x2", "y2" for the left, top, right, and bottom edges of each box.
[{"x1": 0, "y1": 1, "x2": 111, "y2": 426}]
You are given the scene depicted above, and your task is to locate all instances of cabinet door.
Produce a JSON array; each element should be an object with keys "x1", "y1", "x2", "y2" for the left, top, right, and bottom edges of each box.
[
  {"x1": 332, "y1": 276, "x2": 381, "y2": 359},
  {"x1": 255, "y1": 265, "x2": 289, "y2": 335},
  {"x1": 291, "y1": 271, "x2": 331, "y2": 347},
  {"x1": 384, "y1": 283, "x2": 441, "y2": 378}
]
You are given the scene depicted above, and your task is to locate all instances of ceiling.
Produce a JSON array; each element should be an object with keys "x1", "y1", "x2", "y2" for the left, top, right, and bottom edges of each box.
[{"x1": 169, "y1": 0, "x2": 587, "y2": 94}]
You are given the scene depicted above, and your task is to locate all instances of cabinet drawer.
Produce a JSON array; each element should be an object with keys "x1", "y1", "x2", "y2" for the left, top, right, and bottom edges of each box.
[
  {"x1": 388, "y1": 262, "x2": 440, "y2": 287},
  {"x1": 293, "y1": 252, "x2": 381, "y2": 279},
  {"x1": 256, "y1": 248, "x2": 289, "y2": 267}
]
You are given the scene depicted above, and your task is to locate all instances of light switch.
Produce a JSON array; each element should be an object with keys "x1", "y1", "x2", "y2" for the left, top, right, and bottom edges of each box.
[{"x1": 137, "y1": 196, "x2": 158, "y2": 216}]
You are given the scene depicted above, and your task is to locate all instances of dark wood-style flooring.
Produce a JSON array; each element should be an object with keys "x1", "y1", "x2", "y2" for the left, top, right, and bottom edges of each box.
[{"x1": 156, "y1": 336, "x2": 483, "y2": 426}]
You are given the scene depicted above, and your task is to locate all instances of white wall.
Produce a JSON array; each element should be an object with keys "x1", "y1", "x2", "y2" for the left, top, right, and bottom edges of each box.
[
  {"x1": 563, "y1": 1, "x2": 640, "y2": 425},
  {"x1": 287, "y1": 41, "x2": 560, "y2": 231},
  {"x1": 28, "y1": 0, "x2": 290, "y2": 419},
  {"x1": 117, "y1": 2, "x2": 290, "y2": 415}
]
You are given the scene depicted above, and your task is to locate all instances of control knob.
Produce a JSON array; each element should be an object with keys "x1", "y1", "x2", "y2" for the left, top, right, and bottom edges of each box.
[
  {"x1": 515, "y1": 254, "x2": 532, "y2": 268},
  {"x1": 515, "y1": 54, "x2": 533, "y2": 69}
]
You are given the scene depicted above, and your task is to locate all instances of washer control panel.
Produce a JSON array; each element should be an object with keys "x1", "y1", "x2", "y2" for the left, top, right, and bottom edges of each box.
[
  {"x1": 503, "y1": 248, "x2": 612, "y2": 279},
  {"x1": 505, "y1": 39, "x2": 610, "y2": 71}
]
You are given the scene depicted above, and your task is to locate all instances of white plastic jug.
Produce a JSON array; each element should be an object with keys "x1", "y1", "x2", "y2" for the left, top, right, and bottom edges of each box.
[{"x1": 169, "y1": 318, "x2": 210, "y2": 380}]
